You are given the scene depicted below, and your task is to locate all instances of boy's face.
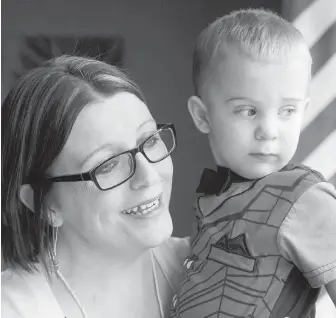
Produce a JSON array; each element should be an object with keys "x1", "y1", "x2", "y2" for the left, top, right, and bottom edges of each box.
[{"x1": 189, "y1": 50, "x2": 311, "y2": 179}]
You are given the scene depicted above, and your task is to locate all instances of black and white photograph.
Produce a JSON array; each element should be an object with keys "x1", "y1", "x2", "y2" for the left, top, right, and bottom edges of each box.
[{"x1": 1, "y1": 0, "x2": 336, "y2": 317}]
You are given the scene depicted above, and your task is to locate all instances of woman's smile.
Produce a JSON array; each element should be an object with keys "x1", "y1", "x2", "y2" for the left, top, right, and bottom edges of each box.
[{"x1": 121, "y1": 193, "x2": 163, "y2": 217}]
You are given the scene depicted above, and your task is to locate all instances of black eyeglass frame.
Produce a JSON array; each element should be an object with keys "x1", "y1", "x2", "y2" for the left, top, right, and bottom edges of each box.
[{"x1": 43, "y1": 123, "x2": 176, "y2": 191}]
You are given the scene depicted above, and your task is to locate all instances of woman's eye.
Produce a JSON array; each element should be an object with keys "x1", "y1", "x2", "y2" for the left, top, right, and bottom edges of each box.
[
  {"x1": 144, "y1": 136, "x2": 160, "y2": 148},
  {"x1": 98, "y1": 159, "x2": 119, "y2": 174}
]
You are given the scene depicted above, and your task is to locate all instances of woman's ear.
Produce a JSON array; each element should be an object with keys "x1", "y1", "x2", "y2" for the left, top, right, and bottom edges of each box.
[
  {"x1": 188, "y1": 96, "x2": 211, "y2": 134},
  {"x1": 20, "y1": 184, "x2": 35, "y2": 213},
  {"x1": 47, "y1": 207, "x2": 64, "y2": 228},
  {"x1": 19, "y1": 184, "x2": 64, "y2": 227}
]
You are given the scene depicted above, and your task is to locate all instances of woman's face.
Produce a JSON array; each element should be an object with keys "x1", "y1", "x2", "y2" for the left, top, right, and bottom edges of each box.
[{"x1": 47, "y1": 92, "x2": 173, "y2": 255}]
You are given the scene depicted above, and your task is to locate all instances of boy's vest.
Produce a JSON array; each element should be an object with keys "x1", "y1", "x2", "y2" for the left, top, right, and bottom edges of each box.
[{"x1": 171, "y1": 164, "x2": 324, "y2": 318}]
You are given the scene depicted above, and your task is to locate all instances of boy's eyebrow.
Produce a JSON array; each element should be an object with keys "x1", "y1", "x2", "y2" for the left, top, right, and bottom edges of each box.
[
  {"x1": 226, "y1": 97, "x2": 259, "y2": 103},
  {"x1": 226, "y1": 97, "x2": 304, "y2": 103},
  {"x1": 282, "y1": 98, "x2": 303, "y2": 103}
]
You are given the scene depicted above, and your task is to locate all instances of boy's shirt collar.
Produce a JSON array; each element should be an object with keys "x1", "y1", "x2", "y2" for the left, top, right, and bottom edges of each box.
[
  {"x1": 196, "y1": 162, "x2": 298, "y2": 196},
  {"x1": 196, "y1": 165, "x2": 251, "y2": 196}
]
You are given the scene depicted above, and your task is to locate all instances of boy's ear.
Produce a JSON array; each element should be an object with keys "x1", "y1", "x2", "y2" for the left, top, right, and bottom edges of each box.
[
  {"x1": 19, "y1": 184, "x2": 64, "y2": 227},
  {"x1": 304, "y1": 97, "x2": 310, "y2": 111},
  {"x1": 188, "y1": 96, "x2": 211, "y2": 134}
]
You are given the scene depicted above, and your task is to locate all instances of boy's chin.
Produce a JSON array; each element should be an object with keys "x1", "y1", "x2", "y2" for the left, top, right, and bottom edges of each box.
[
  {"x1": 244, "y1": 169, "x2": 273, "y2": 180},
  {"x1": 238, "y1": 163, "x2": 287, "y2": 180}
]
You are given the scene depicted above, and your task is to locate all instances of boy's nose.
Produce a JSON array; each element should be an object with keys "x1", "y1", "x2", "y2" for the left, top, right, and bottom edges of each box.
[
  {"x1": 130, "y1": 153, "x2": 161, "y2": 190},
  {"x1": 255, "y1": 117, "x2": 279, "y2": 140}
]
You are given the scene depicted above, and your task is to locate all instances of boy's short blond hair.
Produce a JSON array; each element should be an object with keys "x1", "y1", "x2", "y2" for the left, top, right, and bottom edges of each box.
[{"x1": 193, "y1": 8, "x2": 312, "y2": 97}]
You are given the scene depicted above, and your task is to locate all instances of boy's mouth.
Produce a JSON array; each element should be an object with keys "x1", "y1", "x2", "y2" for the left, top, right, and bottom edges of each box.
[
  {"x1": 250, "y1": 153, "x2": 278, "y2": 161},
  {"x1": 251, "y1": 152, "x2": 277, "y2": 155}
]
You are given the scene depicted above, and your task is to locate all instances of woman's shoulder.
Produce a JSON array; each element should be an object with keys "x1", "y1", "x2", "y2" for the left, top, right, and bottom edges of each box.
[
  {"x1": 2, "y1": 267, "x2": 41, "y2": 317},
  {"x1": 163, "y1": 236, "x2": 190, "y2": 264},
  {"x1": 152, "y1": 236, "x2": 190, "y2": 292},
  {"x1": 1, "y1": 266, "x2": 63, "y2": 318}
]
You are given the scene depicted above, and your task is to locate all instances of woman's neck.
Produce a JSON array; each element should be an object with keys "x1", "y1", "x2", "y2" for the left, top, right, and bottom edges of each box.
[
  {"x1": 49, "y1": 231, "x2": 160, "y2": 318},
  {"x1": 54, "y1": 229, "x2": 152, "y2": 289}
]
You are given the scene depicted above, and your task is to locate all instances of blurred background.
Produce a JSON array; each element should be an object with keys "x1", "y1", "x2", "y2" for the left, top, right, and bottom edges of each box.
[{"x1": 1, "y1": 0, "x2": 335, "y2": 239}]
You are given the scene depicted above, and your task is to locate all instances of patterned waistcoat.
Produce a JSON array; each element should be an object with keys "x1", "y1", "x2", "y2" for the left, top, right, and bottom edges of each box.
[{"x1": 171, "y1": 164, "x2": 324, "y2": 318}]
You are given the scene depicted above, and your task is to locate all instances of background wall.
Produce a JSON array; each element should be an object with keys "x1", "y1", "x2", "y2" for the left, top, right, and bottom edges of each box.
[{"x1": 2, "y1": 0, "x2": 300, "y2": 238}]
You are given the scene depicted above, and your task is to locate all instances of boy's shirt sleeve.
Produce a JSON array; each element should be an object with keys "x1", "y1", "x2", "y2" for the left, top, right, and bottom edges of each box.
[{"x1": 278, "y1": 181, "x2": 336, "y2": 288}]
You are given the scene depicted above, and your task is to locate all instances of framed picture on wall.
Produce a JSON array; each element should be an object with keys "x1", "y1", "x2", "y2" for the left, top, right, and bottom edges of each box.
[{"x1": 11, "y1": 35, "x2": 124, "y2": 83}]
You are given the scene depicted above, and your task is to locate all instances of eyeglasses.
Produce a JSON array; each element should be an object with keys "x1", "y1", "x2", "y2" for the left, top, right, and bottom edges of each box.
[{"x1": 44, "y1": 123, "x2": 176, "y2": 191}]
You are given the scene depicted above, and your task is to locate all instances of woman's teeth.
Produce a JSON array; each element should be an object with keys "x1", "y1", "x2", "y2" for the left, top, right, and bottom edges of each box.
[{"x1": 123, "y1": 198, "x2": 160, "y2": 215}]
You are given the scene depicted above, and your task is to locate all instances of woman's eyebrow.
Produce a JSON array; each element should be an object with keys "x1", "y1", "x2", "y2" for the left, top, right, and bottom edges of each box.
[
  {"x1": 81, "y1": 119, "x2": 156, "y2": 167},
  {"x1": 81, "y1": 143, "x2": 116, "y2": 167},
  {"x1": 137, "y1": 118, "x2": 156, "y2": 131}
]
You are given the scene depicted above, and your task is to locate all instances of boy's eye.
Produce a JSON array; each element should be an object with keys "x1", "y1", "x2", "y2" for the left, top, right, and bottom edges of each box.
[
  {"x1": 236, "y1": 107, "x2": 256, "y2": 117},
  {"x1": 279, "y1": 107, "x2": 296, "y2": 117}
]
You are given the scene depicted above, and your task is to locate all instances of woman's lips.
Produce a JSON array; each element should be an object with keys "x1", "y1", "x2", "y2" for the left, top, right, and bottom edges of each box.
[{"x1": 121, "y1": 193, "x2": 164, "y2": 218}]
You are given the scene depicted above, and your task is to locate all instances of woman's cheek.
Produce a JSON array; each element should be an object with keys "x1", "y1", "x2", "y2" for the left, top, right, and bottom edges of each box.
[{"x1": 161, "y1": 157, "x2": 174, "y2": 179}]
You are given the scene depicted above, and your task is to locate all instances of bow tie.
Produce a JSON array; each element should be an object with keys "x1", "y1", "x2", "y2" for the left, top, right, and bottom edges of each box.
[{"x1": 196, "y1": 166, "x2": 251, "y2": 196}]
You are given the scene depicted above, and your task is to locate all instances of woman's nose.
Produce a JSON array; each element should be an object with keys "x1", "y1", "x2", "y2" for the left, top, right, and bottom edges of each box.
[{"x1": 130, "y1": 153, "x2": 161, "y2": 189}]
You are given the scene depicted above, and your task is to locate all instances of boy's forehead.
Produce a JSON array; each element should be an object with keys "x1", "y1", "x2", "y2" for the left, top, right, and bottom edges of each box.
[
  {"x1": 204, "y1": 51, "x2": 310, "y2": 101},
  {"x1": 213, "y1": 42, "x2": 310, "y2": 65},
  {"x1": 217, "y1": 46, "x2": 309, "y2": 71}
]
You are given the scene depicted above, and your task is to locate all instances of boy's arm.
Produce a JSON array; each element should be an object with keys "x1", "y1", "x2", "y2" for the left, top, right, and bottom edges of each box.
[
  {"x1": 278, "y1": 181, "x2": 336, "y2": 289},
  {"x1": 325, "y1": 279, "x2": 336, "y2": 306}
]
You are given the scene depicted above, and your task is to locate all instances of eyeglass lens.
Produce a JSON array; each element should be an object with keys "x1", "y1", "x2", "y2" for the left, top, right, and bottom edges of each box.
[{"x1": 94, "y1": 127, "x2": 175, "y2": 189}]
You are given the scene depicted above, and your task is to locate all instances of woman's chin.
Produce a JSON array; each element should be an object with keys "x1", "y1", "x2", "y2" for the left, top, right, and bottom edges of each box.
[{"x1": 137, "y1": 210, "x2": 173, "y2": 248}]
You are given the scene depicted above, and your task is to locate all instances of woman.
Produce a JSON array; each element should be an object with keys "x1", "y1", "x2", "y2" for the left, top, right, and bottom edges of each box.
[{"x1": 1, "y1": 55, "x2": 189, "y2": 318}]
